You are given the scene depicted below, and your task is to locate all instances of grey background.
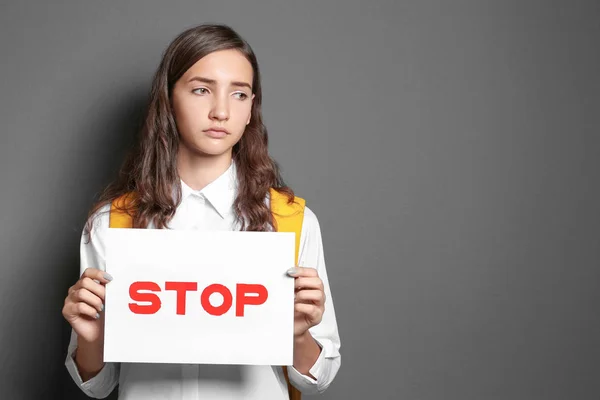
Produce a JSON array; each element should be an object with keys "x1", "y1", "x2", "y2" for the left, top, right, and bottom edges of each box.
[{"x1": 0, "y1": 1, "x2": 599, "y2": 399}]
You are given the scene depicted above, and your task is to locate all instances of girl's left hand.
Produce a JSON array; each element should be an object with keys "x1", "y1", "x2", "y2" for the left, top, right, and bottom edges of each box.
[{"x1": 287, "y1": 266, "x2": 325, "y2": 337}]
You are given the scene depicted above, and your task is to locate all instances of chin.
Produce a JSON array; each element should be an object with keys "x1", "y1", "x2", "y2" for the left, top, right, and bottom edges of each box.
[
  {"x1": 179, "y1": 136, "x2": 239, "y2": 158},
  {"x1": 192, "y1": 144, "x2": 233, "y2": 157}
]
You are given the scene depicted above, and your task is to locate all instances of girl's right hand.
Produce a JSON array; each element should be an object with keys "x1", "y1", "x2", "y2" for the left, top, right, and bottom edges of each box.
[{"x1": 62, "y1": 268, "x2": 113, "y2": 343}]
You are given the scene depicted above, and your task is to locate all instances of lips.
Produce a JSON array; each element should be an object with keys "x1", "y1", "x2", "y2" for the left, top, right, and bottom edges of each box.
[
  {"x1": 203, "y1": 127, "x2": 229, "y2": 139},
  {"x1": 204, "y1": 127, "x2": 229, "y2": 134}
]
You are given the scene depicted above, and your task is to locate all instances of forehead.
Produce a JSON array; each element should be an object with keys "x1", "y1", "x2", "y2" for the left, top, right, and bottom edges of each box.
[{"x1": 181, "y1": 49, "x2": 253, "y2": 83}]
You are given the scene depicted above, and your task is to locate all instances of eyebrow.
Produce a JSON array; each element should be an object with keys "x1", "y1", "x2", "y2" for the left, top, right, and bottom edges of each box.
[{"x1": 187, "y1": 76, "x2": 252, "y2": 90}]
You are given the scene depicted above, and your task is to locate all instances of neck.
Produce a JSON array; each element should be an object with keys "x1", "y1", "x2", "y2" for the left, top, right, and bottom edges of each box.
[{"x1": 176, "y1": 147, "x2": 233, "y2": 191}]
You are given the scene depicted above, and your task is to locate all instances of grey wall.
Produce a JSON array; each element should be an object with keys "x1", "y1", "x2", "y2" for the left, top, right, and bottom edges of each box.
[{"x1": 1, "y1": 1, "x2": 599, "y2": 399}]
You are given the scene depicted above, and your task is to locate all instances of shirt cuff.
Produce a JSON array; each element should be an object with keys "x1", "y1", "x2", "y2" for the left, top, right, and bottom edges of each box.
[
  {"x1": 65, "y1": 346, "x2": 118, "y2": 398},
  {"x1": 287, "y1": 337, "x2": 334, "y2": 394}
]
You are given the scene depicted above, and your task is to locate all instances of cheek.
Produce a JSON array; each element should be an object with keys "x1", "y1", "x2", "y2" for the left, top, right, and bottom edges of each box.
[
  {"x1": 175, "y1": 102, "x2": 205, "y2": 131},
  {"x1": 232, "y1": 102, "x2": 252, "y2": 124}
]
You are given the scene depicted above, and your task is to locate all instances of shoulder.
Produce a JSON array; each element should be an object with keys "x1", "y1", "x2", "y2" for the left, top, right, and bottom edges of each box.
[
  {"x1": 302, "y1": 205, "x2": 321, "y2": 231},
  {"x1": 84, "y1": 203, "x2": 112, "y2": 240},
  {"x1": 297, "y1": 204, "x2": 326, "y2": 267},
  {"x1": 300, "y1": 204, "x2": 324, "y2": 244},
  {"x1": 85, "y1": 193, "x2": 135, "y2": 236}
]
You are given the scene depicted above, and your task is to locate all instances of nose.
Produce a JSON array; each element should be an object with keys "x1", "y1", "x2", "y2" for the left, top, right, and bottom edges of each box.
[{"x1": 209, "y1": 95, "x2": 229, "y2": 121}]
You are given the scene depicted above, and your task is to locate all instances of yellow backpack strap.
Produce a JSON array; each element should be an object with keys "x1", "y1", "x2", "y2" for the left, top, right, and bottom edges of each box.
[
  {"x1": 269, "y1": 188, "x2": 306, "y2": 265},
  {"x1": 269, "y1": 188, "x2": 305, "y2": 400},
  {"x1": 109, "y1": 193, "x2": 135, "y2": 228}
]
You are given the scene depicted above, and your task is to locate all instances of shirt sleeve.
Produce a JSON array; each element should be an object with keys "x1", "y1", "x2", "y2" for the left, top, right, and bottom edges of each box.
[
  {"x1": 64, "y1": 204, "x2": 120, "y2": 398},
  {"x1": 287, "y1": 206, "x2": 342, "y2": 395}
]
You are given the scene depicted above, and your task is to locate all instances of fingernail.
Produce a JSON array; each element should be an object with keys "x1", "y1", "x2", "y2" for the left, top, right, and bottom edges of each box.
[
  {"x1": 100, "y1": 304, "x2": 104, "y2": 312},
  {"x1": 103, "y1": 272, "x2": 113, "y2": 281},
  {"x1": 93, "y1": 279, "x2": 100, "y2": 285},
  {"x1": 95, "y1": 313, "x2": 100, "y2": 320},
  {"x1": 286, "y1": 267, "x2": 299, "y2": 276}
]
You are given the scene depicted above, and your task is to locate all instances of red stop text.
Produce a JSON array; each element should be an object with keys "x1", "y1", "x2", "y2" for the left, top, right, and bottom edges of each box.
[{"x1": 128, "y1": 281, "x2": 268, "y2": 317}]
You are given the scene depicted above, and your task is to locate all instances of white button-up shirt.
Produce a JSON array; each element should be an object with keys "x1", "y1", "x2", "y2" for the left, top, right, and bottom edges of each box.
[{"x1": 65, "y1": 161, "x2": 341, "y2": 399}]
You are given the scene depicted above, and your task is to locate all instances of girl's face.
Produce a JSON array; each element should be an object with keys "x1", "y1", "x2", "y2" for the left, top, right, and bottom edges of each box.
[{"x1": 171, "y1": 49, "x2": 255, "y2": 158}]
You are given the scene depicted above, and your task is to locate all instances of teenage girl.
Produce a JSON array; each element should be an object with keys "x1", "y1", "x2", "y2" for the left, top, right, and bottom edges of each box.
[{"x1": 62, "y1": 24, "x2": 341, "y2": 399}]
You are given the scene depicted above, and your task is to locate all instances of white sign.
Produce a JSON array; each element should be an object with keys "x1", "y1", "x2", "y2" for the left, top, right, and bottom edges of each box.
[{"x1": 103, "y1": 229, "x2": 295, "y2": 366}]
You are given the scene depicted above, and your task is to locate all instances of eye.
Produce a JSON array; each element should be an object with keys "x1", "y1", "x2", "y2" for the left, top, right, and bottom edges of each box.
[
  {"x1": 192, "y1": 87, "x2": 209, "y2": 95},
  {"x1": 233, "y1": 92, "x2": 248, "y2": 100}
]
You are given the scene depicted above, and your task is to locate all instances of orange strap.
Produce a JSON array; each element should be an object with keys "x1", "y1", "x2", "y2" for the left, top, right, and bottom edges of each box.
[
  {"x1": 109, "y1": 188, "x2": 305, "y2": 400},
  {"x1": 269, "y1": 188, "x2": 305, "y2": 400}
]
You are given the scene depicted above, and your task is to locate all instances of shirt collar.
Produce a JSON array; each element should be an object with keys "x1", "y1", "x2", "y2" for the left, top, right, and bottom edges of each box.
[{"x1": 180, "y1": 161, "x2": 238, "y2": 219}]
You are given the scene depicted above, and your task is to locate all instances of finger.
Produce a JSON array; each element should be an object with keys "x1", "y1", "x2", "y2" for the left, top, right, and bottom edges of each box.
[
  {"x1": 79, "y1": 277, "x2": 106, "y2": 302},
  {"x1": 294, "y1": 303, "x2": 322, "y2": 321},
  {"x1": 81, "y1": 268, "x2": 113, "y2": 285},
  {"x1": 71, "y1": 288, "x2": 104, "y2": 313},
  {"x1": 295, "y1": 289, "x2": 325, "y2": 305},
  {"x1": 286, "y1": 266, "x2": 318, "y2": 278},
  {"x1": 295, "y1": 277, "x2": 324, "y2": 291},
  {"x1": 71, "y1": 301, "x2": 101, "y2": 320}
]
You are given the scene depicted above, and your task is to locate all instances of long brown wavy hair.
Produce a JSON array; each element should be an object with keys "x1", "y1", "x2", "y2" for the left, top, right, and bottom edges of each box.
[{"x1": 84, "y1": 23, "x2": 295, "y2": 237}]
